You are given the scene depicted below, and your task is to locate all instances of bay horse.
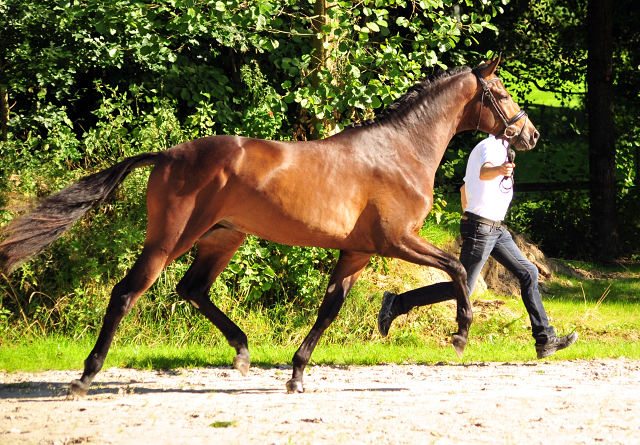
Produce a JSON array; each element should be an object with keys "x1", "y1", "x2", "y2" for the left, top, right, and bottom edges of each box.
[{"x1": 0, "y1": 56, "x2": 538, "y2": 394}]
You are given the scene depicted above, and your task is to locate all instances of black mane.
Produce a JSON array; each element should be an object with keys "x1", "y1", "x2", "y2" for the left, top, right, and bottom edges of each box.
[{"x1": 346, "y1": 66, "x2": 472, "y2": 130}]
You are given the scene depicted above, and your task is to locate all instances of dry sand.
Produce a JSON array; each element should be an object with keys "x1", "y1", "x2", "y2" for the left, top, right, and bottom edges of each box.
[{"x1": 1, "y1": 358, "x2": 639, "y2": 444}]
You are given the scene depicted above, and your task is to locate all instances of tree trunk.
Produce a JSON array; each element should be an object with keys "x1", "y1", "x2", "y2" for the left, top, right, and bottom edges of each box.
[
  {"x1": 587, "y1": 0, "x2": 619, "y2": 260},
  {"x1": 310, "y1": 0, "x2": 335, "y2": 140},
  {"x1": 0, "y1": 86, "x2": 8, "y2": 142}
]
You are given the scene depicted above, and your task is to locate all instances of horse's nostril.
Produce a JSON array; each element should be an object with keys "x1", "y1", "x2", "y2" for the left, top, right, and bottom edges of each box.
[{"x1": 533, "y1": 130, "x2": 540, "y2": 141}]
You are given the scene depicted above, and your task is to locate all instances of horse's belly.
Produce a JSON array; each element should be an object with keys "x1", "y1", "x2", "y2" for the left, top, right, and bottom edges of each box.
[{"x1": 222, "y1": 198, "x2": 369, "y2": 250}]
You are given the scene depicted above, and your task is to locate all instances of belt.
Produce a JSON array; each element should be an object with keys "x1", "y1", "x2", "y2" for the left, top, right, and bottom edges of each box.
[{"x1": 462, "y1": 212, "x2": 502, "y2": 227}]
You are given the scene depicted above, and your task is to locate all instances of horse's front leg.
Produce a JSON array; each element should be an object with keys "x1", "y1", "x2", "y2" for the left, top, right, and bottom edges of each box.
[
  {"x1": 387, "y1": 233, "x2": 472, "y2": 357},
  {"x1": 286, "y1": 250, "x2": 371, "y2": 393}
]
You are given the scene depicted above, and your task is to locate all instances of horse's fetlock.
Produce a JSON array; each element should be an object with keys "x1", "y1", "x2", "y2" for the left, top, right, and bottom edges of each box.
[
  {"x1": 83, "y1": 354, "x2": 104, "y2": 376},
  {"x1": 175, "y1": 282, "x2": 187, "y2": 299},
  {"x1": 228, "y1": 334, "x2": 248, "y2": 351},
  {"x1": 457, "y1": 307, "x2": 473, "y2": 324}
]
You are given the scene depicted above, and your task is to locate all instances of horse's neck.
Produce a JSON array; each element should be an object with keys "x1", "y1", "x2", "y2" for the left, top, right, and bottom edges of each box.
[
  {"x1": 404, "y1": 73, "x2": 477, "y2": 165},
  {"x1": 327, "y1": 72, "x2": 476, "y2": 169}
]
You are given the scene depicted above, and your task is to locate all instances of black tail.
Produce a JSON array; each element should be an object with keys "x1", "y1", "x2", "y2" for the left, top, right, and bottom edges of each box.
[{"x1": 0, "y1": 152, "x2": 160, "y2": 274}]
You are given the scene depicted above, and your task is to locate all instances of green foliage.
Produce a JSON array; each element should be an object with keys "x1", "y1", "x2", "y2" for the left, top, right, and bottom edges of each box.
[
  {"x1": 509, "y1": 191, "x2": 592, "y2": 259},
  {"x1": 0, "y1": 0, "x2": 508, "y2": 344},
  {"x1": 481, "y1": 0, "x2": 588, "y2": 99},
  {"x1": 1, "y1": 0, "x2": 504, "y2": 143},
  {"x1": 284, "y1": 0, "x2": 506, "y2": 135}
]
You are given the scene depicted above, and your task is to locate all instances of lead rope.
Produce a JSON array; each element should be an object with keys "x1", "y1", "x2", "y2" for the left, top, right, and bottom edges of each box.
[
  {"x1": 500, "y1": 112, "x2": 529, "y2": 193},
  {"x1": 499, "y1": 137, "x2": 516, "y2": 193}
]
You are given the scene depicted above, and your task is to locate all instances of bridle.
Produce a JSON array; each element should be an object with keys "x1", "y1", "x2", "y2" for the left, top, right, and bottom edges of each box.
[
  {"x1": 472, "y1": 69, "x2": 528, "y2": 140},
  {"x1": 472, "y1": 68, "x2": 529, "y2": 192}
]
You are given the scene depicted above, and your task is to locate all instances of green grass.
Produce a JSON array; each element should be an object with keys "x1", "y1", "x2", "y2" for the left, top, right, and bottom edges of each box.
[
  {"x1": 543, "y1": 267, "x2": 640, "y2": 344},
  {"x1": 502, "y1": 70, "x2": 585, "y2": 109},
  {"x1": 2, "y1": 266, "x2": 638, "y2": 373},
  {"x1": 2, "y1": 325, "x2": 638, "y2": 374}
]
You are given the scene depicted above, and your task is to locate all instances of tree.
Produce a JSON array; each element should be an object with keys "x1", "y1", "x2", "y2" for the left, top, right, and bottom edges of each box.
[
  {"x1": 310, "y1": 0, "x2": 336, "y2": 139},
  {"x1": 0, "y1": 84, "x2": 7, "y2": 142},
  {"x1": 0, "y1": 0, "x2": 504, "y2": 146},
  {"x1": 587, "y1": 0, "x2": 618, "y2": 259}
]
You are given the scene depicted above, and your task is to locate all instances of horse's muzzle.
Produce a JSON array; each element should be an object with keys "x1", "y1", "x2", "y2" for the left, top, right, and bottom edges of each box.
[{"x1": 515, "y1": 127, "x2": 539, "y2": 151}]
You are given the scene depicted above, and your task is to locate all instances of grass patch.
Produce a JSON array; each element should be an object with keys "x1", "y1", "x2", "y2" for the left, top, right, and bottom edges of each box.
[
  {"x1": 2, "y1": 329, "x2": 638, "y2": 374},
  {"x1": 209, "y1": 421, "x2": 237, "y2": 428},
  {"x1": 502, "y1": 70, "x2": 585, "y2": 109},
  {"x1": 543, "y1": 265, "x2": 640, "y2": 344},
  {"x1": 2, "y1": 268, "x2": 638, "y2": 373}
]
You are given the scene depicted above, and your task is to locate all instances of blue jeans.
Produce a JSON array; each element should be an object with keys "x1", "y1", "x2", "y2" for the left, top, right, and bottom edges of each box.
[{"x1": 395, "y1": 219, "x2": 556, "y2": 343}]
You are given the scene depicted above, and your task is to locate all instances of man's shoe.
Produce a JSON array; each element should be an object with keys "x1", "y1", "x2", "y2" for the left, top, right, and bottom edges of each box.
[
  {"x1": 378, "y1": 291, "x2": 398, "y2": 338},
  {"x1": 536, "y1": 332, "x2": 579, "y2": 359}
]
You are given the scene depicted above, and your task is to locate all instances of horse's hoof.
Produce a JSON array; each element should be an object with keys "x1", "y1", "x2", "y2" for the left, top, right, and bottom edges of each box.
[
  {"x1": 285, "y1": 379, "x2": 304, "y2": 394},
  {"x1": 232, "y1": 354, "x2": 250, "y2": 377},
  {"x1": 69, "y1": 379, "x2": 89, "y2": 397},
  {"x1": 452, "y1": 333, "x2": 468, "y2": 358}
]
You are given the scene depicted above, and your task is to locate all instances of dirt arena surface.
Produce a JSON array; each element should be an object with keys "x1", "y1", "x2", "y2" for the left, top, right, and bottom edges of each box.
[{"x1": 1, "y1": 358, "x2": 639, "y2": 445}]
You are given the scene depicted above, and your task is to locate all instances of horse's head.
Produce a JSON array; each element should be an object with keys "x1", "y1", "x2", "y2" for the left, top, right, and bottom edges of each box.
[{"x1": 473, "y1": 56, "x2": 539, "y2": 151}]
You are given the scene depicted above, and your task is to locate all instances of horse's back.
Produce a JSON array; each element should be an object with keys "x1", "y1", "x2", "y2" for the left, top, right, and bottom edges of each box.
[{"x1": 144, "y1": 133, "x2": 429, "y2": 252}]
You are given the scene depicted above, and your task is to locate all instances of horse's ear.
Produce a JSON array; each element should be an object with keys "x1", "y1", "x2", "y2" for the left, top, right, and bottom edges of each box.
[{"x1": 478, "y1": 53, "x2": 501, "y2": 79}]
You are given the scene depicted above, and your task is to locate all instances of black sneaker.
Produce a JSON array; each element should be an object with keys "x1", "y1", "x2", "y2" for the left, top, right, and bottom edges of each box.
[
  {"x1": 536, "y1": 332, "x2": 579, "y2": 359},
  {"x1": 378, "y1": 291, "x2": 398, "y2": 338}
]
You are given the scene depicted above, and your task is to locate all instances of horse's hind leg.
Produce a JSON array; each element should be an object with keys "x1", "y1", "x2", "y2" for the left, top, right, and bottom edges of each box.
[
  {"x1": 70, "y1": 245, "x2": 171, "y2": 396},
  {"x1": 286, "y1": 250, "x2": 371, "y2": 393},
  {"x1": 176, "y1": 228, "x2": 249, "y2": 375}
]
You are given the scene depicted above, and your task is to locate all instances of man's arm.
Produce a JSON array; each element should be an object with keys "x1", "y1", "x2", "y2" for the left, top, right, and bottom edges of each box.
[
  {"x1": 460, "y1": 184, "x2": 468, "y2": 211},
  {"x1": 479, "y1": 161, "x2": 515, "y2": 181}
]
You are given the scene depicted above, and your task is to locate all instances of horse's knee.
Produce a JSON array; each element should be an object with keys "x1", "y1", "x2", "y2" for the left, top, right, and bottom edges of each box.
[
  {"x1": 106, "y1": 285, "x2": 137, "y2": 318},
  {"x1": 443, "y1": 255, "x2": 466, "y2": 279},
  {"x1": 451, "y1": 260, "x2": 467, "y2": 284},
  {"x1": 445, "y1": 258, "x2": 468, "y2": 297}
]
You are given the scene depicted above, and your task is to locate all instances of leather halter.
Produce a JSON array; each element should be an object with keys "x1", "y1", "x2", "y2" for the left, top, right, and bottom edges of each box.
[{"x1": 472, "y1": 69, "x2": 528, "y2": 141}]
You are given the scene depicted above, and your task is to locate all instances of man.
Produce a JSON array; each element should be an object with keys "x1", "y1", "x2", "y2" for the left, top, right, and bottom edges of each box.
[{"x1": 378, "y1": 135, "x2": 578, "y2": 359}]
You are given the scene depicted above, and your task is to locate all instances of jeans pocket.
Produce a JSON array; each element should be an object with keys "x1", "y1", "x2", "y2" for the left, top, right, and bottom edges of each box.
[
  {"x1": 476, "y1": 222, "x2": 492, "y2": 235},
  {"x1": 460, "y1": 219, "x2": 477, "y2": 238}
]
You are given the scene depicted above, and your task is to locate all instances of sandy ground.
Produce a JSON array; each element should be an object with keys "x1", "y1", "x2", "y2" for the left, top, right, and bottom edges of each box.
[{"x1": 1, "y1": 358, "x2": 639, "y2": 445}]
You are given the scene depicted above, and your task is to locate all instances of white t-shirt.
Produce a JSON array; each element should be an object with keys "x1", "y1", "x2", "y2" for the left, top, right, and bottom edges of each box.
[{"x1": 463, "y1": 135, "x2": 513, "y2": 221}]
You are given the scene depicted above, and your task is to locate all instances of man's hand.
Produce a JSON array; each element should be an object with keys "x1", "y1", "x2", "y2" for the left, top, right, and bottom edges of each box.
[{"x1": 479, "y1": 161, "x2": 515, "y2": 181}]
